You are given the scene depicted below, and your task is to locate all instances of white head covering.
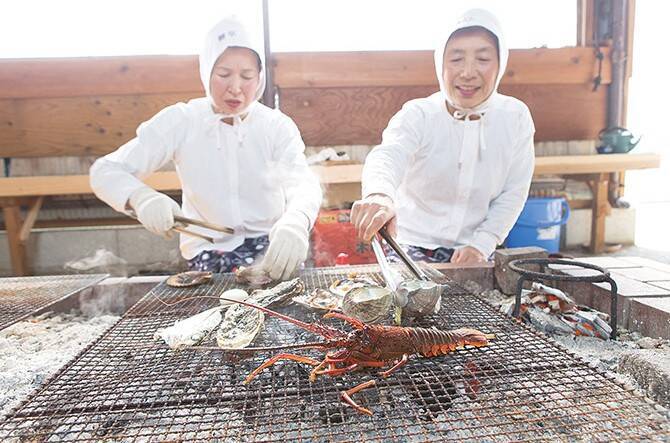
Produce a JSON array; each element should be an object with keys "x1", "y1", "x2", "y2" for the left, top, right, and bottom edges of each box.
[
  {"x1": 199, "y1": 17, "x2": 266, "y2": 119},
  {"x1": 433, "y1": 8, "x2": 508, "y2": 117}
]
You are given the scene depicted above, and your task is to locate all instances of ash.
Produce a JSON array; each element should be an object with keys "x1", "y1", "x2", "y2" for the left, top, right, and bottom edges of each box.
[{"x1": 0, "y1": 311, "x2": 119, "y2": 418}]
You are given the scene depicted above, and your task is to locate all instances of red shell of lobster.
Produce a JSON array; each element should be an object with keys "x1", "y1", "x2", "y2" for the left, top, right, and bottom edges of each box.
[{"x1": 219, "y1": 296, "x2": 494, "y2": 415}]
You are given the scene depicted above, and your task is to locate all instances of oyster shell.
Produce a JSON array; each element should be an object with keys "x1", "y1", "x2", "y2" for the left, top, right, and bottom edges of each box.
[
  {"x1": 216, "y1": 305, "x2": 265, "y2": 348},
  {"x1": 397, "y1": 279, "x2": 443, "y2": 318},
  {"x1": 220, "y1": 288, "x2": 249, "y2": 307},
  {"x1": 342, "y1": 286, "x2": 393, "y2": 324},
  {"x1": 329, "y1": 273, "x2": 379, "y2": 297},
  {"x1": 293, "y1": 288, "x2": 342, "y2": 311},
  {"x1": 216, "y1": 278, "x2": 306, "y2": 348},
  {"x1": 234, "y1": 266, "x2": 274, "y2": 289},
  {"x1": 166, "y1": 271, "x2": 213, "y2": 288},
  {"x1": 154, "y1": 306, "x2": 222, "y2": 349}
]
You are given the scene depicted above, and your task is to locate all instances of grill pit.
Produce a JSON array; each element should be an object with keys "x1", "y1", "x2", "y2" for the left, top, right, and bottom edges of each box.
[{"x1": 1, "y1": 266, "x2": 668, "y2": 441}]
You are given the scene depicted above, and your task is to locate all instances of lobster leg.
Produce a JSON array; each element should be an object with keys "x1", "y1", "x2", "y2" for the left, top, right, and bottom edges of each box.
[
  {"x1": 322, "y1": 312, "x2": 365, "y2": 330},
  {"x1": 341, "y1": 380, "x2": 376, "y2": 416},
  {"x1": 379, "y1": 353, "x2": 409, "y2": 378},
  {"x1": 244, "y1": 353, "x2": 321, "y2": 384}
]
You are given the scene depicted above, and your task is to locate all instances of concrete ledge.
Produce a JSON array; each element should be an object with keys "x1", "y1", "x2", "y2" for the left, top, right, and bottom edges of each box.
[
  {"x1": 431, "y1": 262, "x2": 495, "y2": 290},
  {"x1": 618, "y1": 350, "x2": 670, "y2": 408}
]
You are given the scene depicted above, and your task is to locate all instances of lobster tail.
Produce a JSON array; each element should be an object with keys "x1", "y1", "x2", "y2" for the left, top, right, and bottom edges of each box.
[{"x1": 408, "y1": 327, "x2": 492, "y2": 357}]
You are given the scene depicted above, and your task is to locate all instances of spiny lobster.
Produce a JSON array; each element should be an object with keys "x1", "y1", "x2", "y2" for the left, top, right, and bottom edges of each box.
[{"x1": 218, "y1": 296, "x2": 494, "y2": 415}]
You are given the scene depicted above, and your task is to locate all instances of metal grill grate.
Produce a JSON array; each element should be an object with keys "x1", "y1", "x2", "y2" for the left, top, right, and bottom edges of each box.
[
  {"x1": 0, "y1": 274, "x2": 108, "y2": 331},
  {"x1": 1, "y1": 267, "x2": 668, "y2": 442}
]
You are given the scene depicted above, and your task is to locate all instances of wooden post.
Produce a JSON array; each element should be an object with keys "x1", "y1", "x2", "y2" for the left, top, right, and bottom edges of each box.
[
  {"x1": 590, "y1": 173, "x2": 611, "y2": 253},
  {"x1": 2, "y1": 204, "x2": 28, "y2": 276}
]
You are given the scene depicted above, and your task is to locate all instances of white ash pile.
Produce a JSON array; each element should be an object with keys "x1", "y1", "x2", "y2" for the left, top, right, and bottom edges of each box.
[
  {"x1": 499, "y1": 282, "x2": 612, "y2": 339},
  {"x1": 0, "y1": 311, "x2": 119, "y2": 418}
]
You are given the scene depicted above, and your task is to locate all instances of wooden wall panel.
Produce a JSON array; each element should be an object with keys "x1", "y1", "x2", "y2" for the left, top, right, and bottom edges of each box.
[
  {"x1": 0, "y1": 56, "x2": 202, "y2": 99},
  {"x1": 0, "y1": 92, "x2": 200, "y2": 157},
  {"x1": 281, "y1": 83, "x2": 607, "y2": 146},
  {"x1": 274, "y1": 47, "x2": 611, "y2": 88}
]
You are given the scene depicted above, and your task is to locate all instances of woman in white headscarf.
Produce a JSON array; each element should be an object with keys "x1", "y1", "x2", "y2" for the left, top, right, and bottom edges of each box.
[
  {"x1": 351, "y1": 8, "x2": 535, "y2": 264},
  {"x1": 90, "y1": 17, "x2": 322, "y2": 279}
]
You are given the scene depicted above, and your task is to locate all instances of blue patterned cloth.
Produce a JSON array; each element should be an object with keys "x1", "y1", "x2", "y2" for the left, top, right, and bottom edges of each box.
[
  {"x1": 384, "y1": 243, "x2": 455, "y2": 264},
  {"x1": 187, "y1": 235, "x2": 270, "y2": 273}
]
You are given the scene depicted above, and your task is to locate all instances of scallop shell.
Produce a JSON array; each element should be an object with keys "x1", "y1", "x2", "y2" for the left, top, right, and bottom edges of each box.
[
  {"x1": 166, "y1": 271, "x2": 213, "y2": 288},
  {"x1": 342, "y1": 286, "x2": 393, "y2": 323}
]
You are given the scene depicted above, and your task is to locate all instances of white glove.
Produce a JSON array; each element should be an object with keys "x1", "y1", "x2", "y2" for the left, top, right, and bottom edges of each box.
[
  {"x1": 262, "y1": 212, "x2": 310, "y2": 280},
  {"x1": 128, "y1": 187, "x2": 183, "y2": 238}
]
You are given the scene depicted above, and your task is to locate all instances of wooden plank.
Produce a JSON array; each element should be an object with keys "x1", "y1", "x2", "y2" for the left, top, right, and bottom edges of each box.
[
  {"x1": 280, "y1": 86, "x2": 435, "y2": 146},
  {"x1": 280, "y1": 83, "x2": 606, "y2": 146},
  {"x1": 0, "y1": 56, "x2": 203, "y2": 99},
  {"x1": 273, "y1": 47, "x2": 611, "y2": 88},
  {"x1": 499, "y1": 83, "x2": 607, "y2": 141},
  {"x1": 0, "y1": 154, "x2": 659, "y2": 198},
  {"x1": 0, "y1": 172, "x2": 181, "y2": 197},
  {"x1": 0, "y1": 92, "x2": 200, "y2": 158},
  {"x1": 534, "y1": 153, "x2": 661, "y2": 176},
  {"x1": 2, "y1": 205, "x2": 28, "y2": 276}
]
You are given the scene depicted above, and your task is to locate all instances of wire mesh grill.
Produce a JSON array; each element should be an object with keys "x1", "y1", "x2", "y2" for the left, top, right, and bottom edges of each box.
[
  {"x1": 0, "y1": 274, "x2": 108, "y2": 331},
  {"x1": 1, "y1": 266, "x2": 668, "y2": 442}
]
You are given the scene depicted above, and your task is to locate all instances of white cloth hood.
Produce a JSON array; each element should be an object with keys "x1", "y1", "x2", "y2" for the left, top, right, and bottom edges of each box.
[
  {"x1": 433, "y1": 8, "x2": 508, "y2": 115},
  {"x1": 199, "y1": 17, "x2": 266, "y2": 117}
]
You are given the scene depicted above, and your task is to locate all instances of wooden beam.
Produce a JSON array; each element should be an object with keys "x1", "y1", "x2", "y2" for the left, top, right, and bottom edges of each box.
[
  {"x1": 273, "y1": 47, "x2": 611, "y2": 88},
  {"x1": 533, "y1": 153, "x2": 660, "y2": 176},
  {"x1": 280, "y1": 83, "x2": 607, "y2": 146},
  {"x1": 0, "y1": 153, "x2": 660, "y2": 199},
  {"x1": 0, "y1": 56, "x2": 203, "y2": 99},
  {"x1": 2, "y1": 205, "x2": 28, "y2": 276},
  {"x1": 18, "y1": 196, "x2": 43, "y2": 242},
  {"x1": 577, "y1": 0, "x2": 597, "y2": 46}
]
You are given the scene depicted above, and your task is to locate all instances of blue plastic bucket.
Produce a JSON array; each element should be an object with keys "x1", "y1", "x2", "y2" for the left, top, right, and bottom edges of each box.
[{"x1": 506, "y1": 197, "x2": 570, "y2": 253}]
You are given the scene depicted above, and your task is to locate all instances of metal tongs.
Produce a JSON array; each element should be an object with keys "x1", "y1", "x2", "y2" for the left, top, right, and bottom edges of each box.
[
  {"x1": 171, "y1": 215, "x2": 235, "y2": 244},
  {"x1": 371, "y1": 226, "x2": 443, "y2": 322},
  {"x1": 128, "y1": 211, "x2": 234, "y2": 243}
]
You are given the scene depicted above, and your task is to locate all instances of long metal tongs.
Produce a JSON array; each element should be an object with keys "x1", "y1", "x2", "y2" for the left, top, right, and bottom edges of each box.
[
  {"x1": 129, "y1": 211, "x2": 235, "y2": 244},
  {"x1": 376, "y1": 226, "x2": 429, "y2": 281}
]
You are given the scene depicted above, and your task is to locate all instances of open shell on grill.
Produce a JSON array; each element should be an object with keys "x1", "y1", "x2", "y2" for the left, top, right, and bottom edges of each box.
[
  {"x1": 342, "y1": 286, "x2": 393, "y2": 324},
  {"x1": 293, "y1": 288, "x2": 342, "y2": 311},
  {"x1": 397, "y1": 279, "x2": 442, "y2": 318},
  {"x1": 329, "y1": 273, "x2": 379, "y2": 297},
  {"x1": 234, "y1": 266, "x2": 274, "y2": 289},
  {"x1": 166, "y1": 271, "x2": 213, "y2": 288}
]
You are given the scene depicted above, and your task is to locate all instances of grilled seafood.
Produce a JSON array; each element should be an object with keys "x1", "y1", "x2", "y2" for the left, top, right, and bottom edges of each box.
[
  {"x1": 166, "y1": 271, "x2": 213, "y2": 288},
  {"x1": 234, "y1": 266, "x2": 274, "y2": 289},
  {"x1": 216, "y1": 278, "x2": 305, "y2": 348},
  {"x1": 396, "y1": 279, "x2": 442, "y2": 318},
  {"x1": 328, "y1": 273, "x2": 379, "y2": 297},
  {"x1": 293, "y1": 288, "x2": 342, "y2": 311},
  {"x1": 341, "y1": 286, "x2": 393, "y2": 323},
  {"x1": 218, "y1": 296, "x2": 494, "y2": 416},
  {"x1": 154, "y1": 307, "x2": 222, "y2": 349}
]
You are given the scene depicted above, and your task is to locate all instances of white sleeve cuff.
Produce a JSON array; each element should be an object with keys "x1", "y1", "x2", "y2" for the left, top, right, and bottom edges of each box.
[{"x1": 469, "y1": 230, "x2": 500, "y2": 259}]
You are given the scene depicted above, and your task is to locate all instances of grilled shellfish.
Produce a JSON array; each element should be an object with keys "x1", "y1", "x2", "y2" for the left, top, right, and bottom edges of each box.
[
  {"x1": 342, "y1": 286, "x2": 393, "y2": 324},
  {"x1": 166, "y1": 271, "x2": 213, "y2": 288}
]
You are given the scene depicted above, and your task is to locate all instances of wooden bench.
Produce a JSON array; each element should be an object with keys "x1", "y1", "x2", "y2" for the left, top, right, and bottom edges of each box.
[{"x1": 0, "y1": 153, "x2": 660, "y2": 275}]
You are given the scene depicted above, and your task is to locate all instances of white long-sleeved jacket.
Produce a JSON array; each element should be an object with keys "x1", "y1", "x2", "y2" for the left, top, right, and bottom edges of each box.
[
  {"x1": 90, "y1": 98, "x2": 322, "y2": 259},
  {"x1": 362, "y1": 91, "x2": 535, "y2": 258}
]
